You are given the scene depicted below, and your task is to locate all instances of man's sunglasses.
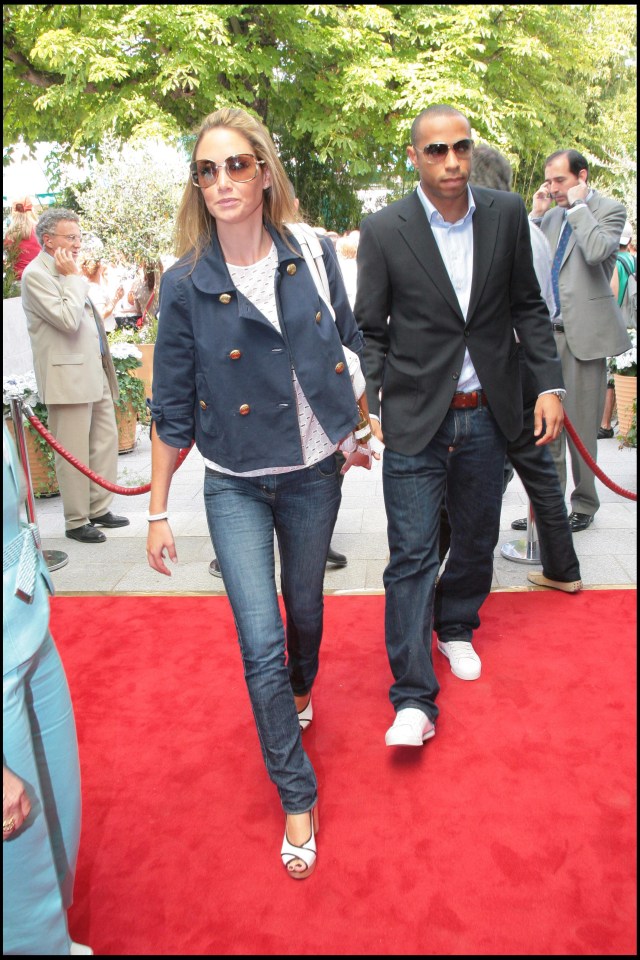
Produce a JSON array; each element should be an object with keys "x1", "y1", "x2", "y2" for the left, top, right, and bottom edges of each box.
[
  {"x1": 421, "y1": 139, "x2": 474, "y2": 164},
  {"x1": 189, "y1": 154, "x2": 265, "y2": 189}
]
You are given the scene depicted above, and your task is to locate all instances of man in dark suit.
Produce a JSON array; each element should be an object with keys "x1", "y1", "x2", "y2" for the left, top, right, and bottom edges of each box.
[{"x1": 355, "y1": 105, "x2": 565, "y2": 747}]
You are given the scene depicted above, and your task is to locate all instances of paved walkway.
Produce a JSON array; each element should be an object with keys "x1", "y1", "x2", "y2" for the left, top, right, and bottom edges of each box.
[{"x1": 33, "y1": 423, "x2": 637, "y2": 595}]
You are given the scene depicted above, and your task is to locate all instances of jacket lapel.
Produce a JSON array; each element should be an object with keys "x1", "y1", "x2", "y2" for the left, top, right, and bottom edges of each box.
[{"x1": 467, "y1": 189, "x2": 500, "y2": 321}]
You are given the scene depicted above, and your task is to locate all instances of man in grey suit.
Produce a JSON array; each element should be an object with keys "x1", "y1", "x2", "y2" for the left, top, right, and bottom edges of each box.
[
  {"x1": 512, "y1": 149, "x2": 630, "y2": 533},
  {"x1": 21, "y1": 208, "x2": 129, "y2": 543},
  {"x1": 355, "y1": 105, "x2": 565, "y2": 747}
]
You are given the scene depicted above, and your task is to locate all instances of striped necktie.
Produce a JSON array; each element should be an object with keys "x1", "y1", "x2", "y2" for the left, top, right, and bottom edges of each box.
[{"x1": 551, "y1": 218, "x2": 572, "y2": 319}]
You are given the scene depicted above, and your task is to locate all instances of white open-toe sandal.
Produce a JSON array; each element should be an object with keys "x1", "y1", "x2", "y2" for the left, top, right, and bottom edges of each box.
[
  {"x1": 297, "y1": 695, "x2": 313, "y2": 731},
  {"x1": 281, "y1": 807, "x2": 319, "y2": 880}
]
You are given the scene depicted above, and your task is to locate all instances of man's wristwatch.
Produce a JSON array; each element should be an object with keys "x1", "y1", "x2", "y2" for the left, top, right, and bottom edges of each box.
[{"x1": 548, "y1": 390, "x2": 565, "y2": 402}]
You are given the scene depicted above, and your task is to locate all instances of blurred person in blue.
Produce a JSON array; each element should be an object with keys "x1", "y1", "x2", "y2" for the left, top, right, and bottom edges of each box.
[{"x1": 3, "y1": 423, "x2": 93, "y2": 956}]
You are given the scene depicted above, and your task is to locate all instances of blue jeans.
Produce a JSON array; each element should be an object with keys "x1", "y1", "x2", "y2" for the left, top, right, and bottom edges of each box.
[
  {"x1": 383, "y1": 404, "x2": 507, "y2": 718},
  {"x1": 203, "y1": 456, "x2": 341, "y2": 814}
]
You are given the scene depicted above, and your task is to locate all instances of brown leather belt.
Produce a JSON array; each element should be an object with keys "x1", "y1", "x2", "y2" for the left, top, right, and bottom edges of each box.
[{"x1": 450, "y1": 390, "x2": 488, "y2": 409}]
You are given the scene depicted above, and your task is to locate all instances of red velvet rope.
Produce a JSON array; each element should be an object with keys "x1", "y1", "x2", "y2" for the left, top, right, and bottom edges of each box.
[
  {"x1": 23, "y1": 406, "x2": 193, "y2": 496},
  {"x1": 19, "y1": 405, "x2": 637, "y2": 502},
  {"x1": 563, "y1": 413, "x2": 636, "y2": 501}
]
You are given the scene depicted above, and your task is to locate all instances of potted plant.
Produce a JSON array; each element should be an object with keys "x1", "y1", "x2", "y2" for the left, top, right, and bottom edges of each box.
[
  {"x1": 108, "y1": 341, "x2": 148, "y2": 453},
  {"x1": 2, "y1": 371, "x2": 59, "y2": 496},
  {"x1": 609, "y1": 330, "x2": 637, "y2": 441}
]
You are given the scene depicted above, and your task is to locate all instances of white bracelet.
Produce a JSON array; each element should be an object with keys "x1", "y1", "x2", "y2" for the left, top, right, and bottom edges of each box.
[{"x1": 146, "y1": 512, "x2": 169, "y2": 522}]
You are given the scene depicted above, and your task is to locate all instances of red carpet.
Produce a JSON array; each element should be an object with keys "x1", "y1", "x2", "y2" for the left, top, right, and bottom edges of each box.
[{"x1": 50, "y1": 591, "x2": 636, "y2": 956}]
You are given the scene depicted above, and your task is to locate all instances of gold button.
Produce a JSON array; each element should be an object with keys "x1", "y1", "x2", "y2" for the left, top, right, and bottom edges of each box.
[
  {"x1": 335, "y1": 362, "x2": 345, "y2": 374},
  {"x1": 229, "y1": 349, "x2": 242, "y2": 360},
  {"x1": 287, "y1": 264, "x2": 297, "y2": 275},
  {"x1": 219, "y1": 293, "x2": 232, "y2": 304},
  {"x1": 315, "y1": 311, "x2": 322, "y2": 323},
  {"x1": 199, "y1": 400, "x2": 207, "y2": 410},
  {"x1": 239, "y1": 404, "x2": 250, "y2": 416}
]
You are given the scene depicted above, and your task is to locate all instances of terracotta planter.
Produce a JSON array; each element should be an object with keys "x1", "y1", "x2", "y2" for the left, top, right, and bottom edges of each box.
[
  {"x1": 115, "y1": 402, "x2": 138, "y2": 454},
  {"x1": 613, "y1": 374, "x2": 637, "y2": 437},
  {"x1": 6, "y1": 418, "x2": 60, "y2": 497},
  {"x1": 131, "y1": 343, "x2": 154, "y2": 420}
]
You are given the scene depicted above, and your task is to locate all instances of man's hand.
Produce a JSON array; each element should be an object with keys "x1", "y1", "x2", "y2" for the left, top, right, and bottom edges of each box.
[
  {"x1": 54, "y1": 247, "x2": 82, "y2": 276},
  {"x1": 531, "y1": 183, "x2": 552, "y2": 218},
  {"x1": 566, "y1": 181, "x2": 589, "y2": 207},
  {"x1": 533, "y1": 394, "x2": 564, "y2": 445}
]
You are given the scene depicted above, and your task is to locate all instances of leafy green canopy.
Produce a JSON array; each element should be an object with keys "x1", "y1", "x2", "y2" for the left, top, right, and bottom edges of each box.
[{"x1": 4, "y1": 4, "x2": 637, "y2": 224}]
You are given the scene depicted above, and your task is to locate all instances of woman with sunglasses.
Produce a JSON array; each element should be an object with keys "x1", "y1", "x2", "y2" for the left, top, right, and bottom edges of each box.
[{"x1": 146, "y1": 107, "x2": 373, "y2": 879}]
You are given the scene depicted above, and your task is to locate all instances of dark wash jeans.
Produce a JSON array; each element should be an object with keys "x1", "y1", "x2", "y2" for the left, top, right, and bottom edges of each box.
[
  {"x1": 383, "y1": 404, "x2": 507, "y2": 719},
  {"x1": 203, "y1": 455, "x2": 340, "y2": 814}
]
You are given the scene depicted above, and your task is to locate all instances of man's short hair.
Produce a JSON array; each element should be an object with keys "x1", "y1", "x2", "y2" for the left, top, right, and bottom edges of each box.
[
  {"x1": 410, "y1": 105, "x2": 469, "y2": 147},
  {"x1": 35, "y1": 207, "x2": 80, "y2": 247},
  {"x1": 544, "y1": 149, "x2": 589, "y2": 179},
  {"x1": 470, "y1": 145, "x2": 512, "y2": 192}
]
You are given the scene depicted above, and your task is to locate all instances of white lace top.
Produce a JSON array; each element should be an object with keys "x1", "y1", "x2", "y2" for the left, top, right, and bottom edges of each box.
[{"x1": 203, "y1": 243, "x2": 338, "y2": 476}]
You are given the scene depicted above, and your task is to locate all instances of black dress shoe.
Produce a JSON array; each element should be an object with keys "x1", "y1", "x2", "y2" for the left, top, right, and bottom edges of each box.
[
  {"x1": 568, "y1": 512, "x2": 594, "y2": 532},
  {"x1": 89, "y1": 512, "x2": 130, "y2": 528},
  {"x1": 66, "y1": 524, "x2": 106, "y2": 543},
  {"x1": 510, "y1": 517, "x2": 528, "y2": 531},
  {"x1": 597, "y1": 426, "x2": 614, "y2": 439},
  {"x1": 326, "y1": 546, "x2": 347, "y2": 567}
]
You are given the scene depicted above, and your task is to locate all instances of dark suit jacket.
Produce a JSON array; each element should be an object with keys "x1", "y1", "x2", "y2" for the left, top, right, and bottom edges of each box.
[{"x1": 355, "y1": 186, "x2": 564, "y2": 455}]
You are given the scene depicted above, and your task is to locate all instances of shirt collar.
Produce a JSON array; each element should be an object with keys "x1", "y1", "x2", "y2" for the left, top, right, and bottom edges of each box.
[{"x1": 416, "y1": 184, "x2": 476, "y2": 226}]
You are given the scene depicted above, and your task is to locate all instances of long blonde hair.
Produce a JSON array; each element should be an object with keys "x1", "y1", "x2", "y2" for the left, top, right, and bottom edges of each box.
[
  {"x1": 5, "y1": 197, "x2": 39, "y2": 243},
  {"x1": 174, "y1": 107, "x2": 300, "y2": 264}
]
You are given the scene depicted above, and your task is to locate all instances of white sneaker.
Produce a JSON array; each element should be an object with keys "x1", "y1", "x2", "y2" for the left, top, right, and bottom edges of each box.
[
  {"x1": 70, "y1": 944, "x2": 94, "y2": 956},
  {"x1": 385, "y1": 708, "x2": 435, "y2": 747},
  {"x1": 437, "y1": 640, "x2": 481, "y2": 681}
]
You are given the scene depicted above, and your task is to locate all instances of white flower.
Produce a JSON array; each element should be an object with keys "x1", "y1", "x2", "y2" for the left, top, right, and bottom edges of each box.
[
  {"x1": 2, "y1": 371, "x2": 41, "y2": 404},
  {"x1": 109, "y1": 343, "x2": 143, "y2": 361},
  {"x1": 614, "y1": 329, "x2": 637, "y2": 373}
]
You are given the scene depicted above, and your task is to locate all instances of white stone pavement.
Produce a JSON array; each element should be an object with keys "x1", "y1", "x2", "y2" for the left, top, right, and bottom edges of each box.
[{"x1": 27, "y1": 422, "x2": 637, "y2": 596}]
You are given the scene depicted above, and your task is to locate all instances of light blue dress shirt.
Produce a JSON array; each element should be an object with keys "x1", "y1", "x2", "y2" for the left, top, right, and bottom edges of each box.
[{"x1": 415, "y1": 184, "x2": 481, "y2": 392}]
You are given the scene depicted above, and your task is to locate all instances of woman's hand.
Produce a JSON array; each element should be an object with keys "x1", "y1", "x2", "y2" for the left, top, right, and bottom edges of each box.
[
  {"x1": 146, "y1": 520, "x2": 178, "y2": 576},
  {"x1": 3, "y1": 766, "x2": 31, "y2": 840}
]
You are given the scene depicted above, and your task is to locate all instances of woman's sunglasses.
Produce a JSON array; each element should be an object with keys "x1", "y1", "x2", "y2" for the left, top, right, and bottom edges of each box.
[{"x1": 190, "y1": 154, "x2": 265, "y2": 189}]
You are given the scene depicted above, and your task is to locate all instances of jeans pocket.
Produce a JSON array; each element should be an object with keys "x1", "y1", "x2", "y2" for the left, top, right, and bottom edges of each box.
[{"x1": 313, "y1": 454, "x2": 338, "y2": 478}]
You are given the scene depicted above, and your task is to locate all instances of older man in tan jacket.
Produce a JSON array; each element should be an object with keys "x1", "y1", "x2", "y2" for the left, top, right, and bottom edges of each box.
[{"x1": 21, "y1": 208, "x2": 129, "y2": 542}]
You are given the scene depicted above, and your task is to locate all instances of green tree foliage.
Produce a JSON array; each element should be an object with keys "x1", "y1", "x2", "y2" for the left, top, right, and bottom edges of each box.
[
  {"x1": 71, "y1": 137, "x2": 185, "y2": 266},
  {"x1": 4, "y1": 4, "x2": 636, "y2": 223}
]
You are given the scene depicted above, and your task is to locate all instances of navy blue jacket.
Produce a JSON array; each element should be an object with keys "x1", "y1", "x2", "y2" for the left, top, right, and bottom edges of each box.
[{"x1": 152, "y1": 224, "x2": 365, "y2": 471}]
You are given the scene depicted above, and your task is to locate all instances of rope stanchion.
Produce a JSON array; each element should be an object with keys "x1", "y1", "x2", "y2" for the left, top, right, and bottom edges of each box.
[
  {"x1": 8, "y1": 397, "x2": 69, "y2": 572},
  {"x1": 500, "y1": 410, "x2": 635, "y2": 566},
  {"x1": 501, "y1": 499, "x2": 541, "y2": 564},
  {"x1": 23, "y1": 403, "x2": 194, "y2": 495}
]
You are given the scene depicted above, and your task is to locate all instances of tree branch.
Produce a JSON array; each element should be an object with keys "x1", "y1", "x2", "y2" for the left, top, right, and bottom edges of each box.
[{"x1": 4, "y1": 48, "x2": 59, "y2": 89}]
